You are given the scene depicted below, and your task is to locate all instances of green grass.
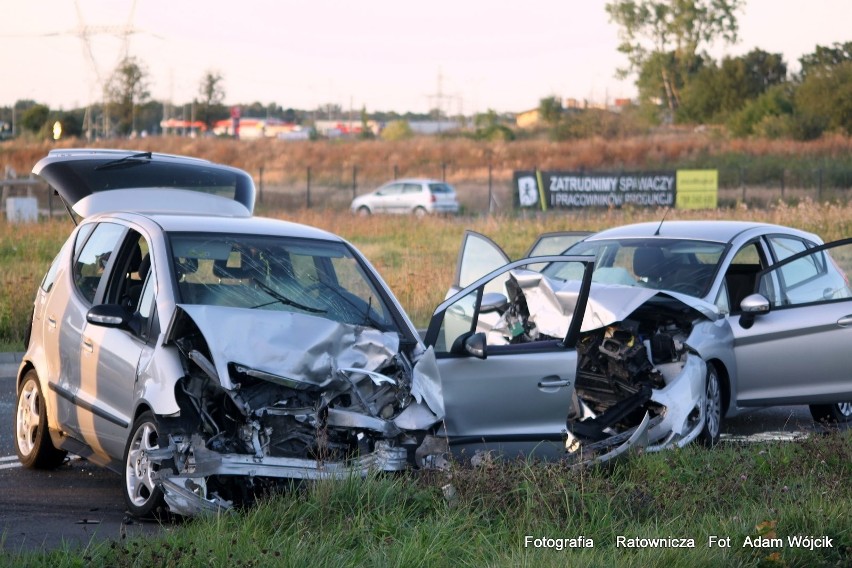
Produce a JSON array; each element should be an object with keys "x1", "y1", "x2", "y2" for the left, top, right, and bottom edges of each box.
[{"x1": 4, "y1": 431, "x2": 850, "y2": 567}]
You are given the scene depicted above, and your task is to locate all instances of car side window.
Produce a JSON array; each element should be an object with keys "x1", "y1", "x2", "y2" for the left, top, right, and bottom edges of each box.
[
  {"x1": 720, "y1": 241, "x2": 767, "y2": 314},
  {"x1": 768, "y1": 236, "x2": 809, "y2": 262},
  {"x1": 403, "y1": 183, "x2": 421, "y2": 194},
  {"x1": 73, "y1": 223, "x2": 126, "y2": 304},
  {"x1": 103, "y1": 230, "x2": 152, "y2": 313},
  {"x1": 377, "y1": 183, "x2": 402, "y2": 196},
  {"x1": 758, "y1": 239, "x2": 852, "y2": 308},
  {"x1": 432, "y1": 259, "x2": 590, "y2": 356},
  {"x1": 40, "y1": 253, "x2": 62, "y2": 293}
]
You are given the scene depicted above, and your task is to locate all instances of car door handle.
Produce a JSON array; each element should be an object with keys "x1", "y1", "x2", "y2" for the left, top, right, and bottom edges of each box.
[
  {"x1": 82, "y1": 338, "x2": 94, "y2": 353},
  {"x1": 538, "y1": 377, "x2": 572, "y2": 389},
  {"x1": 47, "y1": 316, "x2": 57, "y2": 329},
  {"x1": 838, "y1": 315, "x2": 852, "y2": 327}
]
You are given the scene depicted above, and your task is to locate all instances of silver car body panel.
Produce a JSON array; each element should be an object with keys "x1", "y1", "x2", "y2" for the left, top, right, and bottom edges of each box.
[
  {"x1": 170, "y1": 305, "x2": 401, "y2": 391},
  {"x1": 73, "y1": 188, "x2": 251, "y2": 219}
]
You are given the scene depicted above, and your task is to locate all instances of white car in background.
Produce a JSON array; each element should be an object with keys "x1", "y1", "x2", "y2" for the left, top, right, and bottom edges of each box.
[{"x1": 350, "y1": 178, "x2": 459, "y2": 216}]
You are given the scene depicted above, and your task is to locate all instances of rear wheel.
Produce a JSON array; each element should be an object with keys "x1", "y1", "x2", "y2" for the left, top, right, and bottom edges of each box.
[
  {"x1": 698, "y1": 363, "x2": 722, "y2": 446},
  {"x1": 124, "y1": 411, "x2": 167, "y2": 518},
  {"x1": 15, "y1": 370, "x2": 67, "y2": 469},
  {"x1": 809, "y1": 402, "x2": 852, "y2": 424}
]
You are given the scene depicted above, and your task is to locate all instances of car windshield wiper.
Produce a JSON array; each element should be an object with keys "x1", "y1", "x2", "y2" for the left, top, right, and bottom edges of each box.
[
  {"x1": 250, "y1": 278, "x2": 326, "y2": 313},
  {"x1": 310, "y1": 279, "x2": 385, "y2": 329},
  {"x1": 94, "y1": 152, "x2": 153, "y2": 170}
]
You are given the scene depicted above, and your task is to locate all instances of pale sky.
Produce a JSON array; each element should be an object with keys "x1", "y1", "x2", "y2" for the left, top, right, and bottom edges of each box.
[{"x1": 1, "y1": 0, "x2": 849, "y2": 114}]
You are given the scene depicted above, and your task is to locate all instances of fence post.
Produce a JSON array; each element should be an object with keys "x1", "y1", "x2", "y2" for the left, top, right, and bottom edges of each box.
[
  {"x1": 393, "y1": 164, "x2": 398, "y2": 180},
  {"x1": 306, "y1": 166, "x2": 312, "y2": 209},
  {"x1": 258, "y1": 166, "x2": 264, "y2": 204},
  {"x1": 741, "y1": 167, "x2": 747, "y2": 203},
  {"x1": 487, "y1": 163, "x2": 493, "y2": 216},
  {"x1": 441, "y1": 162, "x2": 447, "y2": 182},
  {"x1": 780, "y1": 170, "x2": 785, "y2": 201},
  {"x1": 352, "y1": 165, "x2": 358, "y2": 200}
]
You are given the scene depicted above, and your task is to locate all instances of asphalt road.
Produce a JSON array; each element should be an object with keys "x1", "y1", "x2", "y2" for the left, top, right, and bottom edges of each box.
[{"x1": 0, "y1": 372, "x2": 837, "y2": 553}]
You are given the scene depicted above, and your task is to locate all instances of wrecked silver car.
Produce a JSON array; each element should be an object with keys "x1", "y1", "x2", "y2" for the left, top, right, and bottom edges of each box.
[
  {"x1": 424, "y1": 259, "x2": 710, "y2": 464},
  {"x1": 17, "y1": 150, "x2": 441, "y2": 517},
  {"x1": 19, "y1": 151, "x2": 851, "y2": 518}
]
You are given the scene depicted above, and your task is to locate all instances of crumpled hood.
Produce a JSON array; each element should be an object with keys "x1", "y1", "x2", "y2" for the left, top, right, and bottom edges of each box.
[
  {"x1": 172, "y1": 305, "x2": 400, "y2": 388},
  {"x1": 509, "y1": 270, "x2": 719, "y2": 339}
]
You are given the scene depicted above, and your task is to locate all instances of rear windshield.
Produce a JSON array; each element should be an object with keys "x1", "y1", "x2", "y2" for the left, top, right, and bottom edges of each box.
[
  {"x1": 38, "y1": 157, "x2": 254, "y2": 208},
  {"x1": 429, "y1": 183, "x2": 453, "y2": 194}
]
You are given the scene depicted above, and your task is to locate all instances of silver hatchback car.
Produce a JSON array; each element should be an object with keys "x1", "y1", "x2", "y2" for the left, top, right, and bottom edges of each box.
[
  {"x1": 454, "y1": 223, "x2": 852, "y2": 441},
  {"x1": 350, "y1": 178, "x2": 459, "y2": 216}
]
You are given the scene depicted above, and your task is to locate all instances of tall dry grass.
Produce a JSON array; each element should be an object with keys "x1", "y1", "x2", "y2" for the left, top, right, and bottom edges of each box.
[{"x1": 2, "y1": 183, "x2": 852, "y2": 348}]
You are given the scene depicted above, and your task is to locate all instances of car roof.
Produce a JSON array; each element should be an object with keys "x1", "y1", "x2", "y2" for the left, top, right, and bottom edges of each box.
[
  {"x1": 103, "y1": 211, "x2": 344, "y2": 243},
  {"x1": 585, "y1": 220, "x2": 819, "y2": 244},
  {"x1": 383, "y1": 178, "x2": 444, "y2": 185}
]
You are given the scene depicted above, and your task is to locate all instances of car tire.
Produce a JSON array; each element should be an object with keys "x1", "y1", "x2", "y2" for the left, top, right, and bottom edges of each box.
[
  {"x1": 809, "y1": 402, "x2": 852, "y2": 424},
  {"x1": 413, "y1": 206, "x2": 427, "y2": 217},
  {"x1": 15, "y1": 370, "x2": 67, "y2": 469},
  {"x1": 357, "y1": 206, "x2": 371, "y2": 216},
  {"x1": 698, "y1": 363, "x2": 722, "y2": 446},
  {"x1": 124, "y1": 411, "x2": 167, "y2": 519}
]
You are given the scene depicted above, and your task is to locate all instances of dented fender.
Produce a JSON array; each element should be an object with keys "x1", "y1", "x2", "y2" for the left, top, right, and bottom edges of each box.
[{"x1": 646, "y1": 352, "x2": 706, "y2": 450}]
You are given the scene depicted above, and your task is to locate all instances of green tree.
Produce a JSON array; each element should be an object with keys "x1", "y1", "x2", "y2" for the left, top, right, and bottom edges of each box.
[
  {"x1": 795, "y1": 60, "x2": 852, "y2": 136},
  {"x1": 106, "y1": 56, "x2": 151, "y2": 136},
  {"x1": 20, "y1": 104, "x2": 50, "y2": 134},
  {"x1": 799, "y1": 41, "x2": 852, "y2": 79},
  {"x1": 679, "y1": 49, "x2": 787, "y2": 123},
  {"x1": 358, "y1": 106, "x2": 375, "y2": 139},
  {"x1": 198, "y1": 70, "x2": 226, "y2": 131},
  {"x1": 727, "y1": 84, "x2": 795, "y2": 137},
  {"x1": 538, "y1": 96, "x2": 563, "y2": 125},
  {"x1": 606, "y1": 0, "x2": 743, "y2": 110},
  {"x1": 473, "y1": 109, "x2": 515, "y2": 141},
  {"x1": 380, "y1": 120, "x2": 413, "y2": 141}
]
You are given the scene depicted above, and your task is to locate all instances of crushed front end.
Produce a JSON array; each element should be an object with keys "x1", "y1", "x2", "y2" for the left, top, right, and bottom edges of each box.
[{"x1": 152, "y1": 306, "x2": 441, "y2": 516}]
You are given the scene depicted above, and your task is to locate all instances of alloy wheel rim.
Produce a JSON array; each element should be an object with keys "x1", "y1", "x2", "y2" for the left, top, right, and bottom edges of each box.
[
  {"x1": 838, "y1": 402, "x2": 852, "y2": 418},
  {"x1": 705, "y1": 370, "x2": 721, "y2": 437},
  {"x1": 16, "y1": 380, "x2": 40, "y2": 457},
  {"x1": 126, "y1": 422, "x2": 159, "y2": 507}
]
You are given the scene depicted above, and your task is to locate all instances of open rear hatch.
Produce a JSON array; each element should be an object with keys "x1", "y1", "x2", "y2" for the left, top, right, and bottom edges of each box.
[{"x1": 33, "y1": 149, "x2": 256, "y2": 220}]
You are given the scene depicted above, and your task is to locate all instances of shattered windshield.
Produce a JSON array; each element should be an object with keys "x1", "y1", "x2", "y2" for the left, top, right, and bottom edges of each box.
[
  {"x1": 552, "y1": 238, "x2": 727, "y2": 297},
  {"x1": 169, "y1": 233, "x2": 394, "y2": 329}
]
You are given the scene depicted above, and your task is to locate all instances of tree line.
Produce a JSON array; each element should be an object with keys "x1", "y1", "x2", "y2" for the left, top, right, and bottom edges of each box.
[{"x1": 599, "y1": 0, "x2": 852, "y2": 139}]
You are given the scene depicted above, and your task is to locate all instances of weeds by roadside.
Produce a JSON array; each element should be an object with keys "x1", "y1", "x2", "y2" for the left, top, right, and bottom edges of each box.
[{"x1": 4, "y1": 430, "x2": 849, "y2": 567}]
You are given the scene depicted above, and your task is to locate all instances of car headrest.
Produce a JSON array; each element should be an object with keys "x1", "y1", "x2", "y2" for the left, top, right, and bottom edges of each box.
[{"x1": 633, "y1": 247, "x2": 666, "y2": 279}]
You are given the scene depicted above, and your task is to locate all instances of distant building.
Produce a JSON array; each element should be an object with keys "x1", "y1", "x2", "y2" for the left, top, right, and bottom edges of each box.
[
  {"x1": 213, "y1": 118, "x2": 300, "y2": 139},
  {"x1": 515, "y1": 109, "x2": 540, "y2": 129},
  {"x1": 314, "y1": 119, "x2": 380, "y2": 138}
]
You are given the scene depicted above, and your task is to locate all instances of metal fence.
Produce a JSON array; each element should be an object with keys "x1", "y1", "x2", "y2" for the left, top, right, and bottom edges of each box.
[
  {"x1": 3, "y1": 164, "x2": 852, "y2": 221},
  {"x1": 253, "y1": 164, "x2": 852, "y2": 214}
]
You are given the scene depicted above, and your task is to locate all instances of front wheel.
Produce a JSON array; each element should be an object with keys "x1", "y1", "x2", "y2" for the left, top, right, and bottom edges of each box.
[
  {"x1": 809, "y1": 402, "x2": 852, "y2": 424},
  {"x1": 698, "y1": 363, "x2": 722, "y2": 446},
  {"x1": 413, "y1": 206, "x2": 427, "y2": 218},
  {"x1": 356, "y1": 206, "x2": 371, "y2": 216},
  {"x1": 15, "y1": 370, "x2": 67, "y2": 469},
  {"x1": 124, "y1": 411, "x2": 167, "y2": 518}
]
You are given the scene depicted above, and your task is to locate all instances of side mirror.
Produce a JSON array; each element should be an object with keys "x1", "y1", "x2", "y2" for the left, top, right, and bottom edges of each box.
[
  {"x1": 464, "y1": 332, "x2": 487, "y2": 360},
  {"x1": 481, "y1": 292, "x2": 509, "y2": 314},
  {"x1": 739, "y1": 293, "x2": 770, "y2": 329},
  {"x1": 87, "y1": 304, "x2": 131, "y2": 330}
]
